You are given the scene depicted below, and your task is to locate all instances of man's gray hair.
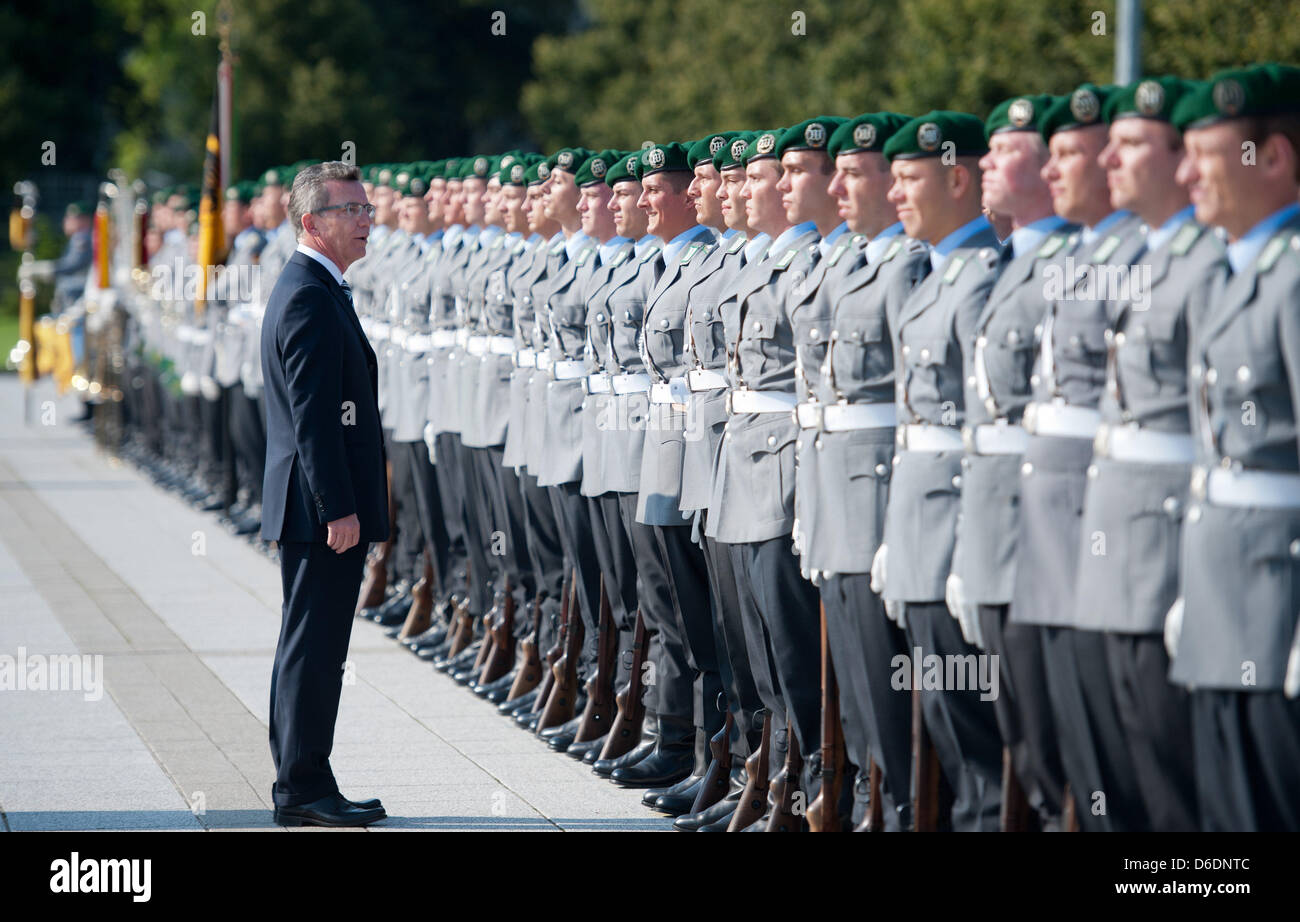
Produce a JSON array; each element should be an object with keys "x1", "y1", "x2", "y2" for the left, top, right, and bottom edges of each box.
[{"x1": 288, "y1": 161, "x2": 361, "y2": 239}]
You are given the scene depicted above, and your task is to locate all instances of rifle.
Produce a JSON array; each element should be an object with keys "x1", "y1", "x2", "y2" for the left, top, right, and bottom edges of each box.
[
  {"x1": 597, "y1": 610, "x2": 649, "y2": 761},
  {"x1": 689, "y1": 700, "x2": 734, "y2": 816},
  {"x1": 574, "y1": 576, "x2": 617, "y2": 743},
  {"x1": 912, "y1": 686, "x2": 941, "y2": 832},
  {"x1": 446, "y1": 595, "x2": 475, "y2": 658},
  {"x1": 865, "y1": 758, "x2": 884, "y2": 831},
  {"x1": 478, "y1": 576, "x2": 517, "y2": 685},
  {"x1": 531, "y1": 570, "x2": 571, "y2": 716},
  {"x1": 1000, "y1": 746, "x2": 1033, "y2": 832},
  {"x1": 767, "y1": 717, "x2": 805, "y2": 831},
  {"x1": 537, "y1": 571, "x2": 583, "y2": 732},
  {"x1": 728, "y1": 708, "x2": 771, "y2": 831},
  {"x1": 506, "y1": 594, "x2": 545, "y2": 701},
  {"x1": 354, "y1": 460, "x2": 394, "y2": 613},
  {"x1": 808, "y1": 600, "x2": 845, "y2": 831},
  {"x1": 396, "y1": 552, "x2": 435, "y2": 641}
]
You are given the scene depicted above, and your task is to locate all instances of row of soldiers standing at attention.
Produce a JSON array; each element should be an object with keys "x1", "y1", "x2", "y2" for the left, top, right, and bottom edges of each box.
[{"x1": 115, "y1": 61, "x2": 1300, "y2": 831}]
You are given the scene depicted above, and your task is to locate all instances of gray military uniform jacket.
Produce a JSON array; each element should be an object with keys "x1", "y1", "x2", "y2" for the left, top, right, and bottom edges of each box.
[
  {"x1": 1010, "y1": 211, "x2": 1149, "y2": 626},
  {"x1": 503, "y1": 233, "x2": 552, "y2": 470},
  {"x1": 802, "y1": 229, "x2": 930, "y2": 576},
  {"x1": 522, "y1": 234, "x2": 572, "y2": 475},
  {"x1": 1172, "y1": 209, "x2": 1300, "y2": 690},
  {"x1": 637, "y1": 225, "x2": 718, "y2": 525},
  {"x1": 462, "y1": 228, "x2": 520, "y2": 449},
  {"x1": 708, "y1": 223, "x2": 821, "y2": 544},
  {"x1": 951, "y1": 219, "x2": 1076, "y2": 604},
  {"x1": 678, "y1": 231, "x2": 750, "y2": 514},
  {"x1": 881, "y1": 220, "x2": 1004, "y2": 602},
  {"x1": 1074, "y1": 214, "x2": 1226, "y2": 633}
]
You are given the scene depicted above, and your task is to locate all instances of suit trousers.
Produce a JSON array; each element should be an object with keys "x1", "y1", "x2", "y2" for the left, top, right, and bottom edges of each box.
[
  {"x1": 822, "y1": 573, "x2": 913, "y2": 831},
  {"x1": 978, "y1": 604, "x2": 1064, "y2": 828},
  {"x1": 1040, "y1": 626, "x2": 1150, "y2": 831},
  {"x1": 1104, "y1": 632, "x2": 1198, "y2": 831},
  {"x1": 905, "y1": 601, "x2": 1002, "y2": 832},
  {"x1": 1190, "y1": 688, "x2": 1300, "y2": 831},
  {"x1": 270, "y1": 541, "x2": 366, "y2": 806}
]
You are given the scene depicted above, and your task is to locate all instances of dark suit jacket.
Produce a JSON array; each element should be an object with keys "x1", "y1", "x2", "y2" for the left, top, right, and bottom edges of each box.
[{"x1": 260, "y1": 250, "x2": 390, "y2": 543}]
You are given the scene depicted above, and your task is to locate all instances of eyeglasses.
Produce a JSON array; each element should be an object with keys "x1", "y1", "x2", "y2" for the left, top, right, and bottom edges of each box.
[{"x1": 314, "y1": 202, "x2": 376, "y2": 220}]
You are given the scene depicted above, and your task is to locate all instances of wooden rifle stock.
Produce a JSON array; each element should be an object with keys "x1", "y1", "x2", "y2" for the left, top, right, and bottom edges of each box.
[
  {"x1": 689, "y1": 706, "x2": 734, "y2": 816},
  {"x1": 506, "y1": 593, "x2": 545, "y2": 701},
  {"x1": 574, "y1": 576, "x2": 617, "y2": 743},
  {"x1": 537, "y1": 571, "x2": 583, "y2": 731},
  {"x1": 728, "y1": 709, "x2": 771, "y2": 831},
  {"x1": 808, "y1": 601, "x2": 845, "y2": 831},
  {"x1": 597, "y1": 610, "x2": 648, "y2": 761},
  {"x1": 1000, "y1": 746, "x2": 1032, "y2": 832},
  {"x1": 354, "y1": 458, "x2": 395, "y2": 613},
  {"x1": 479, "y1": 577, "x2": 517, "y2": 684},
  {"x1": 446, "y1": 596, "x2": 475, "y2": 657},
  {"x1": 531, "y1": 571, "x2": 571, "y2": 716},
  {"x1": 912, "y1": 686, "x2": 941, "y2": 832},
  {"x1": 865, "y1": 759, "x2": 884, "y2": 831},
  {"x1": 767, "y1": 718, "x2": 805, "y2": 832}
]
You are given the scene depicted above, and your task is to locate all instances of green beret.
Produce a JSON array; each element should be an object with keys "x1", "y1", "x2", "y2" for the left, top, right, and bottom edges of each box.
[
  {"x1": 883, "y1": 111, "x2": 989, "y2": 161},
  {"x1": 985, "y1": 95, "x2": 1054, "y2": 139},
  {"x1": 775, "y1": 117, "x2": 848, "y2": 158},
  {"x1": 261, "y1": 166, "x2": 286, "y2": 187},
  {"x1": 549, "y1": 148, "x2": 595, "y2": 174},
  {"x1": 687, "y1": 133, "x2": 741, "y2": 169},
  {"x1": 714, "y1": 132, "x2": 756, "y2": 171},
  {"x1": 1172, "y1": 63, "x2": 1300, "y2": 131},
  {"x1": 636, "y1": 142, "x2": 691, "y2": 179},
  {"x1": 1104, "y1": 76, "x2": 1196, "y2": 126},
  {"x1": 374, "y1": 165, "x2": 393, "y2": 187},
  {"x1": 442, "y1": 159, "x2": 461, "y2": 180},
  {"x1": 224, "y1": 182, "x2": 256, "y2": 205},
  {"x1": 152, "y1": 189, "x2": 169, "y2": 206},
  {"x1": 829, "y1": 112, "x2": 911, "y2": 157},
  {"x1": 461, "y1": 155, "x2": 492, "y2": 181},
  {"x1": 603, "y1": 151, "x2": 641, "y2": 187},
  {"x1": 500, "y1": 156, "x2": 530, "y2": 186},
  {"x1": 65, "y1": 200, "x2": 93, "y2": 217},
  {"x1": 575, "y1": 149, "x2": 619, "y2": 186},
  {"x1": 525, "y1": 158, "x2": 550, "y2": 186},
  {"x1": 742, "y1": 130, "x2": 784, "y2": 165},
  {"x1": 1038, "y1": 84, "x2": 1115, "y2": 140}
]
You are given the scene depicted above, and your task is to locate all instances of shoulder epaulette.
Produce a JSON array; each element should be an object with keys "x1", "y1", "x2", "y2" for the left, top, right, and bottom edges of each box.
[
  {"x1": 681, "y1": 241, "x2": 706, "y2": 265},
  {"x1": 941, "y1": 255, "x2": 967, "y2": 284},
  {"x1": 549, "y1": 239, "x2": 567, "y2": 255},
  {"x1": 1037, "y1": 234, "x2": 1067, "y2": 259},
  {"x1": 881, "y1": 238, "x2": 905, "y2": 263},
  {"x1": 1258, "y1": 233, "x2": 1289, "y2": 273},
  {"x1": 826, "y1": 239, "x2": 851, "y2": 267},
  {"x1": 611, "y1": 248, "x2": 631, "y2": 267},
  {"x1": 1169, "y1": 222, "x2": 1202, "y2": 257},
  {"x1": 639, "y1": 245, "x2": 662, "y2": 264},
  {"x1": 726, "y1": 234, "x2": 747, "y2": 255},
  {"x1": 773, "y1": 248, "x2": 798, "y2": 270},
  {"x1": 1091, "y1": 234, "x2": 1122, "y2": 263}
]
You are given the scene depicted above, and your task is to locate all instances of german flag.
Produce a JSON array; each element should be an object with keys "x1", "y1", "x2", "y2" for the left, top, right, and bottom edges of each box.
[{"x1": 195, "y1": 84, "x2": 225, "y2": 314}]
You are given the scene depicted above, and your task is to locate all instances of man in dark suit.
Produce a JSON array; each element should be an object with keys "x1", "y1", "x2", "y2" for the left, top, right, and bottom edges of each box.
[{"x1": 260, "y1": 161, "x2": 390, "y2": 826}]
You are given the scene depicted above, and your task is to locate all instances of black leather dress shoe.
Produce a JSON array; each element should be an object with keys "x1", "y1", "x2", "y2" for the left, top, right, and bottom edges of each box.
[
  {"x1": 483, "y1": 676, "x2": 518, "y2": 704},
  {"x1": 611, "y1": 748, "x2": 694, "y2": 788},
  {"x1": 674, "y1": 782, "x2": 743, "y2": 832},
  {"x1": 499, "y1": 688, "x2": 538, "y2": 715},
  {"x1": 539, "y1": 715, "x2": 583, "y2": 741},
  {"x1": 373, "y1": 593, "x2": 413, "y2": 627},
  {"x1": 405, "y1": 626, "x2": 448, "y2": 651},
  {"x1": 344, "y1": 795, "x2": 383, "y2": 811},
  {"x1": 642, "y1": 771, "x2": 703, "y2": 807},
  {"x1": 565, "y1": 735, "x2": 606, "y2": 761},
  {"x1": 273, "y1": 793, "x2": 385, "y2": 827},
  {"x1": 696, "y1": 801, "x2": 740, "y2": 832},
  {"x1": 592, "y1": 739, "x2": 655, "y2": 777},
  {"x1": 653, "y1": 775, "x2": 706, "y2": 816},
  {"x1": 417, "y1": 641, "x2": 452, "y2": 662},
  {"x1": 472, "y1": 671, "x2": 516, "y2": 699}
]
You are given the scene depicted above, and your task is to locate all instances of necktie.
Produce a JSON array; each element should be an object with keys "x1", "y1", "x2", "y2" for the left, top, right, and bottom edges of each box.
[{"x1": 339, "y1": 280, "x2": 354, "y2": 307}]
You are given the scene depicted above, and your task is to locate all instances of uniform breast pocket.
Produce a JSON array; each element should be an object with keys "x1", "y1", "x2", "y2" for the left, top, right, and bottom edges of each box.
[
  {"x1": 1126, "y1": 310, "x2": 1183, "y2": 386},
  {"x1": 793, "y1": 311, "x2": 832, "y2": 367},
  {"x1": 646, "y1": 307, "x2": 687, "y2": 365},
  {"x1": 748, "y1": 426, "x2": 799, "y2": 505},
  {"x1": 906, "y1": 337, "x2": 950, "y2": 405},
  {"x1": 832, "y1": 315, "x2": 887, "y2": 386},
  {"x1": 986, "y1": 328, "x2": 1036, "y2": 398},
  {"x1": 691, "y1": 302, "x2": 725, "y2": 363},
  {"x1": 612, "y1": 300, "x2": 646, "y2": 355},
  {"x1": 740, "y1": 312, "x2": 780, "y2": 377}
]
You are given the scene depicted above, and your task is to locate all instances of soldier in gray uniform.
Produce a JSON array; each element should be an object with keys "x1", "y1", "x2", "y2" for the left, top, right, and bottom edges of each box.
[
  {"x1": 624, "y1": 140, "x2": 722, "y2": 792},
  {"x1": 707, "y1": 128, "x2": 823, "y2": 829},
  {"x1": 1166, "y1": 64, "x2": 1300, "y2": 831},
  {"x1": 800, "y1": 112, "x2": 926, "y2": 831},
  {"x1": 874, "y1": 112, "x2": 1006, "y2": 831},
  {"x1": 1069, "y1": 77, "x2": 1221, "y2": 831},
  {"x1": 1009, "y1": 85, "x2": 1151, "y2": 832},
  {"x1": 946, "y1": 94, "x2": 1075, "y2": 831}
]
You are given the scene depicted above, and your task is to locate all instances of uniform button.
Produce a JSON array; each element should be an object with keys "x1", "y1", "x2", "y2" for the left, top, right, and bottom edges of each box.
[
  {"x1": 1115, "y1": 332, "x2": 1126, "y2": 346},
  {"x1": 753, "y1": 321, "x2": 763, "y2": 333},
  {"x1": 596, "y1": 313, "x2": 604, "y2": 322},
  {"x1": 875, "y1": 462, "x2": 888, "y2": 476},
  {"x1": 1021, "y1": 462, "x2": 1034, "y2": 476},
  {"x1": 815, "y1": 437, "x2": 823, "y2": 450},
  {"x1": 1007, "y1": 330, "x2": 1020, "y2": 345},
  {"x1": 1030, "y1": 374, "x2": 1041, "y2": 387},
  {"x1": 1290, "y1": 539, "x2": 1300, "y2": 558},
  {"x1": 951, "y1": 475, "x2": 961, "y2": 489},
  {"x1": 831, "y1": 329, "x2": 840, "y2": 341},
  {"x1": 810, "y1": 328, "x2": 820, "y2": 339},
  {"x1": 660, "y1": 319, "x2": 669, "y2": 329},
  {"x1": 1237, "y1": 365, "x2": 1251, "y2": 383},
  {"x1": 1188, "y1": 504, "x2": 1202, "y2": 523},
  {"x1": 1104, "y1": 328, "x2": 1114, "y2": 344},
  {"x1": 1087, "y1": 464, "x2": 1098, "y2": 479},
  {"x1": 966, "y1": 376, "x2": 977, "y2": 388},
  {"x1": 902, "y1": 345, "x2": 911, "y2": 357},
  {"x1": 1069, "y1": 334, "x2": 1081, "y2": 347},
  {"x1": 1163, "y1": 496, "x2": 1181, "y2": 517},
  {"x1": 767, "y1": 435, "x2": 777, "y2": 447},
  {"x1": 892, "y1": 455, "x2": 900, "y2": 465},
  {"x1": 920, "y1": 348, "x2": 931, "y2": 361},
  {"x1": 1191, "y1": 364, "x2": 1203, "y2": 379},
  {"x1": 1034, "y1": 324, "x2": 1043, "y2": 337},
  {"x1": 1205, "y1": 368, "x2": 1218, "y2": 385}
]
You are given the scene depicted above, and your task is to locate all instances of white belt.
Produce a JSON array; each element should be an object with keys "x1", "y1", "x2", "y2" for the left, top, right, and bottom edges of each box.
[
  {"x1": 963, "y1": 422, "x2": 1030, "y2": 455},
  {"x1": 820, "y1": 403, "x2": 897, "y2": 432},
  {"x1": 795, "y1": 403, "x2": 822, "y2": 429},
  {"x1": 1023, "y1": 401, "x2": 1102, "y2": 441},
  {"x1": 536, "y1": 353, "x2": 554, "y2": 371},
  {"x1": 612, "y1": 372, "x2": 651, "y2": 395},
  {"x1": 1194, "y1": 466, "x2": 1300, "y2": 509},
  {"x1": 585, "y1": 373, "x2": 611, "y2": 395},
  {"x1": 727, "y1": 388, "x2": 797, "y2": 414},
  {"x1": 514, "y1": 347, "x2": 536, "y2": 369},
  {"x1": 1095, "y1": 424, "x2": 1195, "y2": 465},
  {"x1": 687, "y1": 368, "x2": 728, "y2": 392},
  {"x1": 176, "y1": 324, "x2": 198, "y2": 344},
  {"x1": 551, "y1": 360, "x2": 587, "y2": 381},
  {"x1": 189, "y1": 329, "x2": 212, "y2": 346},
  {"x1": 392, "y1": 327, "x2": 409, "y2": 348},
  {"x1": 650, "y1": 377, "x2": 689, "y2": 405},
  {"x1": 897, "y1": 424, "x2": 963, "y2": 452},
  {"x1": 467, "y1": 335, "x2": 488, "y2": 356},
  {"x1": 361, "y1": 317, "x2": 373, "y2": 336},
  {"x1": 372, "y1": 321, "x2": 391, "y2": 341},
  {"x1": 431, "y1": 329, "x2": 457, "y2": 348},
  {"x1": 405, "y1": 333, "x2": 432, "y2": 353},
  {"x1": 489, "y1": 335, "x2": 515, "y2": 355},
  {"x1": 455, "y1": 328, "x2": 470, "y2": 348}
]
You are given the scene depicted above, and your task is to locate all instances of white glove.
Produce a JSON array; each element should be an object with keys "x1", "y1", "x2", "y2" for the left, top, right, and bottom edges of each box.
[
  {"x1": 870, "y1": 543, "x2": 888, "y2": 595},
  {"x1": 423, "y1": 422, "x2": 437, "y2": 465},
  {"x1": 1163, "y1": 596, "x2": 1184, "y2": 660},
  {"x1": 1285, "y1": 618, "x2": 1300, "y2": 699},
  {"x1": 885, "y1": 598, "x2": 906, "y2": 630},
  {"x1": 946, "y1": 573, "x2": 984, "y2": 650}
]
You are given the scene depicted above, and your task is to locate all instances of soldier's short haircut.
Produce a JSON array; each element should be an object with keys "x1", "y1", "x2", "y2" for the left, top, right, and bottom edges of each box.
[
  {"x1": 1242, "y1": 114, "x2": 1300, "y2": 183},
  {"x1": 288, "y1": 161, "x2": 362, "y2": 239}
]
